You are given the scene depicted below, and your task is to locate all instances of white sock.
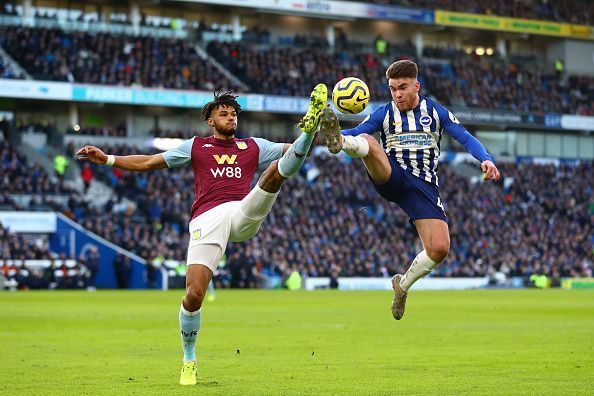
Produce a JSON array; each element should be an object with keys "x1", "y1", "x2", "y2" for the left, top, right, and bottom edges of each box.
[
  {"x1": 342, "y1": 135, "x2": 369, "y2": 158},
  {"x1": 400, "y1": 250, "x2": 439, "y2": 291}
]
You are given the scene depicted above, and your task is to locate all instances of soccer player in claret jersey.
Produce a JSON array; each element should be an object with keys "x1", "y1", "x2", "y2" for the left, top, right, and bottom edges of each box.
[
  {"x1": 319, "y1": 60, "x2": 500, "y2": 320},
  {"x1": 75, "y1": 84, "x2": 328, "y2": 385}
]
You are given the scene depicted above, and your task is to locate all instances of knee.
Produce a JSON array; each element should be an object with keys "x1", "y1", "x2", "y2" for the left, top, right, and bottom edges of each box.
[
  {"x1": 269, "y1": 160, "x2": 286, "y2": 182},
  {"x1": 359, "y1": 133, "x2": 379, "y2": 149},
  {"x1": 259, "y1": 160, "x2": 284, "y2": 192},
  {"x1": 427, "y1": 241, "x2": 449, "y2": 263},
  {"x1": 185, "y1": 286, "x2": 206, "y2": 311}
]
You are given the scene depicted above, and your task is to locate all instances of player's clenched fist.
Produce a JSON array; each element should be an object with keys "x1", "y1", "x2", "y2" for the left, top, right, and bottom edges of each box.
[
  {"x1": 75, "y1": 145, "x2": 108, "y2": 165},
  {"x1": 481, "y1": 160, "x2": 500, "y2": 181}
]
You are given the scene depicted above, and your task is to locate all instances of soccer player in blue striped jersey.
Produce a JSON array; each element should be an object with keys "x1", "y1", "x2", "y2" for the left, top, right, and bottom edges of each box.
[{"x1": 320, "y1": 60, "x2": 500, "y2": 320}]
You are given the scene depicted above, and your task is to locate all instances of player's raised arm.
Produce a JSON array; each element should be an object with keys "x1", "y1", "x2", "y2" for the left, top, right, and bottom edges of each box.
[
  {"x1": 438, "y1": 107, "x2": 500, "y2": 181},
  {"x1": 322, "y1": 104, "x2": 387, "y2": 156},
  {"x1": 76, "y1": 137, "x2": 194, "y2": 171},
  {"x1": 75, "y1": 145, "x2": 168, "y2": 171},
  {"x1": 342, "y1": 105, "x2": 385, "y2": 137}
]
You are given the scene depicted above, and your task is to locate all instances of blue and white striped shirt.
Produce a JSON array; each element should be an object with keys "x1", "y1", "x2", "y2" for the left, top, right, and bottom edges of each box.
[{"x1": 343, "y1": 95, "x2": 492, "y2": 185}]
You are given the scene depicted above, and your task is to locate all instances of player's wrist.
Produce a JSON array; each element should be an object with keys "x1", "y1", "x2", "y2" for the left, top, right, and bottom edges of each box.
[{"x1": 105, "y1": 155, "x2": 116, "y2": 166}]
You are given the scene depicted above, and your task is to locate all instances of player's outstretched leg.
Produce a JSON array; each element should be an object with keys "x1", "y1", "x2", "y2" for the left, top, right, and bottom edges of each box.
[
  {"x1": 320, "y1": 107, "x2": 369, "y2": 157},
  {"x1": 319, "y1": 107, "x2": 391, "y2": 185},
  {"x1": 229, "y1": 84, "x2": 328, "y2": 245},
  {"x1": 277, "y1": 83, "x2": 328, "y2": 179}
]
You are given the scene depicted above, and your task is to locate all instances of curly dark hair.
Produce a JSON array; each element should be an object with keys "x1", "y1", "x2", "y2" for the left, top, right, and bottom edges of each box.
[{"x1": 200, "y1": 89, "x2": 242, "y2": 121}]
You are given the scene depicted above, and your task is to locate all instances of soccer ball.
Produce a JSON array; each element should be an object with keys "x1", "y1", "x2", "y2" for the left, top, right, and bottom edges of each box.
[{"x1": 332, "y1": 77, "x2": 370, "y2": 114}]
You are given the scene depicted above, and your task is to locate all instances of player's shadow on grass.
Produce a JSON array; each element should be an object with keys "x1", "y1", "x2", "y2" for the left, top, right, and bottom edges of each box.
[{"x1": 198, "y1": 380, "x2": 221, "y2": 387}]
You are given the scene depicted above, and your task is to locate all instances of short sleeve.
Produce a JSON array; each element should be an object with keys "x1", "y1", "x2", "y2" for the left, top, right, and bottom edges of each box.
[
  {"x1": 252, "y1": 137, "x2": 285, "y2": 168},
  {"x1": 161, "y1": 137, "x2": 194, "y2": 168}
]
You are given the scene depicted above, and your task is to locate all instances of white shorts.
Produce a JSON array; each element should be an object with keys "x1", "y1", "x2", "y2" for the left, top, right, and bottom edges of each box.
[{"x1": 186, "y1": 185, "x2": 279, "y2": 272}]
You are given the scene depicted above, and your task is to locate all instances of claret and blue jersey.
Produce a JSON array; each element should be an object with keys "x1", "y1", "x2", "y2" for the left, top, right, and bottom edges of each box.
[
  {"x1": 161, "y1": 136, "x2": 284, "y2": 220},
  {"x1": 342, "y1": 94, "x2": 492, "y2": 185}
]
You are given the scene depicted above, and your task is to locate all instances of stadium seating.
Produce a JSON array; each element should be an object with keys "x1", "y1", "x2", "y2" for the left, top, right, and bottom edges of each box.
[
  {"x1": 65, "y1": 125, "x2": 127, "y2": 136},
  {"x1": 0, "y1": 140, "x2": 75, "y2": 197},
  {"x1": 0, "y1": 4, "x2": 591, "y2": 289},
  {"x1": 1, "y1": 25, "x2": 592, "y2": 115},
  {"x1": 0, "y1": 220, "x2": 93, "y2": 290},
  {"x1": 209, "y1": 40, "x2": 594, "y2": 115},
  {"x1": 341, "y1": 0, "x2": 593, "y2": 26},
  {"x1": 19, "y1": 140, "x2": 588, "y2": 285},
  {"x1": 0, "y1": 26, "x2": 240, "y2": 91},
  {"x1": 0, "y1": 57, "x2": 22, "y2": 79},
  {"x1": 423, "y1": 55, "x2": 594, "y2": 115},
  {"x1": 2, "y1": 1, "x2": 591, "y2": 28}
]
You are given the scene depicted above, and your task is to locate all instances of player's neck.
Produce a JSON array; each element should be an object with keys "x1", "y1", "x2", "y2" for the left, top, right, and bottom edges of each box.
[{"x1": 213, "y1": 131, "x2": 235, "y2": 141}]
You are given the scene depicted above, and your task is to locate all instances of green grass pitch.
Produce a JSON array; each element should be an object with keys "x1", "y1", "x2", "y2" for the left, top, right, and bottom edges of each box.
[{"x1": 1, "y1": 289, "x2": 592, "y2": 395}]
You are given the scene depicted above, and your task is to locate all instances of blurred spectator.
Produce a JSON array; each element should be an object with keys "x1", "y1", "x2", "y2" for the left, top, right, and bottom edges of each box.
[
  {"x1": 85, "y1": 245, "x2": 100, "y2": 291},
  {"x1": 0, "y1": 117, "x2": 9, "y2": 141},
  {"x1": 80, "y1": 162, "x2": 94, "y2": 194},
  {"x1": 554, "y1": 58, "x2": 564, "y2": 80},
  {"x1": 113, "y1": 253, "x2": 132, "y2": 289},
  {"x1": 0, "y1": 57, "x2": 23, "y2": 79},
  {"x1": 374, "y1": 35, "x2": 387, "y2": 57},
  {"x1": 53, "y1": 153, "x2": 69, "y2": 180}
]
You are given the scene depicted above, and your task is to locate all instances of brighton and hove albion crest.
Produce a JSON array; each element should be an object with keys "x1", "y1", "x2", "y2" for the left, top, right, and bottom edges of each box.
[{"x1": 420, "y1": 115, "x2": 432, "y2": 127}]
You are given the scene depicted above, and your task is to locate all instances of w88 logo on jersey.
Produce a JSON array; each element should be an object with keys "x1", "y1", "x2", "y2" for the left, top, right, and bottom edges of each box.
[
  {"x1": 210, "y1": 167, "x2": 242, "y2": 178},
  {"x1": 210, "y1": 154, "x2": 242, "y2": 178}
]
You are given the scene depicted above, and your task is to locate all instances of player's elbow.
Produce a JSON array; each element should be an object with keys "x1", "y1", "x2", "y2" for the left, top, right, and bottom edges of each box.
[{"x1": 144, "y1": 155, "x2": 167, "y2": 171}]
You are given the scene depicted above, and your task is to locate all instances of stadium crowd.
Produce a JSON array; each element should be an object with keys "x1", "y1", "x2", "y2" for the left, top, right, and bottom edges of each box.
[
  {"x1": 0, "y1": 220, "x2": 100, "y2": 290},
  {"x1": 423, "y1": 56, "x2": 594, "y2": 115},
  {"x1": 208, "y1": 40, "x2": 594, "y2": 115},
  {"x1": 0, "y1": 26, "x2": 239, "y2": 91},
  {"x1": 0, "y1": 140, "x2": 74, "y2": 195},
  {"x1": 1, "y1": 25, "x2": 592, "y2": 115},
  {"x1": 22, "y1": 140, "x2": 588, "y2": 287},
  {"x1": 2, "y1": 1, "x2": 591, "y2": 27},
  {"x1": 0, "y1": 57, "x2": 22, "y2": 79},
  {"x1": 235, "y1": 157, "x2": 592, "y2": 284},
  {"x1": 345, "y1": 0, "x2": 593, "y2": 26},
  {"x1": 67, "y1": 124, "x2": 127, "y2": 136}
]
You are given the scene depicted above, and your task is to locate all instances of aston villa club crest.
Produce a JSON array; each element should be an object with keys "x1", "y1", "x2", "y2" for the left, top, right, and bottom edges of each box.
[
  {"x1": 192, "y1": 229, "x2": 201, "y2": 240},
  {"x1": 236, "y1": 141, "x2": 247, "y2": 150}
]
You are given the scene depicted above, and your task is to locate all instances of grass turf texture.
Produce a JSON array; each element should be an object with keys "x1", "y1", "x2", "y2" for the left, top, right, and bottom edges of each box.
[{"x1": 1, "y1": 289, "x2": 592, "y2": 395}]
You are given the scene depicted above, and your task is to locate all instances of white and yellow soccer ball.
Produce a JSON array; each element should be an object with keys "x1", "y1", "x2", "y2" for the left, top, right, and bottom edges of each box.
[{"x1": 332, "y1": 77, "x2": 370, "y2": 114}]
